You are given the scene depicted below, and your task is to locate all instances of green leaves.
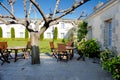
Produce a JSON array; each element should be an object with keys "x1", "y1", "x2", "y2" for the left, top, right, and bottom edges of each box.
[
  {"x1": 53, "y1": 27, "x2": 58, "y2": 40},
  {"x1": 100, "y1": 49, "x2": 120, "y2": 80},
  {"x1": 77, "y1": 21, "x2": 88, "y2": 41},
  {"x1": 25, "y1": 29, "x2": 29, "y2": 39},
  {"x1": 77, "y1": 39, "x2": 100, "y2": 58},
  {"x1": 0, "y1": 27, "x2": 2, "y2": 38},
  {"x1": 11, "y1": 27, "x2": 15, "y2": 38}
]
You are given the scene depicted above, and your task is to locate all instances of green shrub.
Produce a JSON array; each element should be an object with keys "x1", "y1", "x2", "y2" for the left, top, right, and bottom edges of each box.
[
  {"x1": 100, "y1": 50, "x2": 120, "y2": 80},
  {"x1": 25, "y1": 29, "x2": 29, "y2": 38},
  {"x1": 77, "y1": 21, "x2": 88, "y2": 41},
  {"x1": 11, "y1": 27, "x2": 15, "y2": 38},
  {"x1": 77, "y1": 38, "x2": 86, "y2": 56},
  {"x1": 0, "y1": 27, "x2": 2, "y2": 38},
  {"x1": 53, "y1": 27, "x2": 58, "y2": 40},
  {"x1": 100, "y1": 49, "x2": 114, "y2": 62},
  {"x1": 78, "y1": 39, "x2": 100, "y2": 58}
]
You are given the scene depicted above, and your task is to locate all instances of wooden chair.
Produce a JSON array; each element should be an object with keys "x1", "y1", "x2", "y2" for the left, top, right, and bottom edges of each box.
[
  {"x1": 49, "y1": 42, "x2": 57, "y2": 59},
  {"x1": 0, "y1": 42, "x2": 11, "y2": 65},
  {"x1": 57, "y1": 43, "x2": 68, "y2": 62},
  {"x1": 66, "y1": 41, "x2": 74, "y2": 60},
  {"x1": 67, "y1": 41, "x2": 74, "y2": 47}
]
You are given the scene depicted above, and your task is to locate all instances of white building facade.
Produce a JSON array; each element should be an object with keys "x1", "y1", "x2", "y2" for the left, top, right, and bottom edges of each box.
[
  {"x1": 0, "y1": 20, "x2": 74, "y2": 39},
  {"x1": 44, "y1": 21, "x2": 74, "y2": 39},
  {"x1": 85, "y1": 0, "x2": 120, "y2": 54}
]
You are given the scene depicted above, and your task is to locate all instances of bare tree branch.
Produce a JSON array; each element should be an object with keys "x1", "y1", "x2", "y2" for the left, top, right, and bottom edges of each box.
[
  {"x1": 52, "y1": 0, "x2": 60, "y2": 18},
  {"x1": 0, "y1": 2, "x2": 17, "y2": 20},
  {"x1": 28, "y1": 2, "x2": 32, "y2": 18},
  {"x1": 0, "y1": 18, "x2": 10, "y2": 24},
  {"x1": 77, "y1": 11, "x2": 87, "y2": 20},
  {"x1": 30, "y1": 0, "x2": 47, "y2": 23},
  {"x1": 0, "y1": 15, "x2": 14, "y2": 19},
  {"x1": 52, "y1": 0, "x2": 89, "y2": 21},
  {"x1": 24, "y1": 0, "x2": 35, "y2": 32},
  {"x1": 24, "y1": 0, "x2": 28, "y2": 20},
  {"x1": 7, "y1": 0, "x2": 16, "y2": 14}
]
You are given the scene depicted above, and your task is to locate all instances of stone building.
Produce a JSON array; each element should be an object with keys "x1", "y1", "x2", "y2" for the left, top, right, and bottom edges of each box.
[{"x1": 85, "y1": 0, "x2": 120, "y2": 54}]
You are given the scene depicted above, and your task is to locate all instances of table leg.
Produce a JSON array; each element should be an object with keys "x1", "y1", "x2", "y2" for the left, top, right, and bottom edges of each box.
[
  {"x1": 14, "y1": 50, "x2": 18, "y2": 62},
  {"x1": 70, "y1": 49, "x2": 74, "y2": 60}
]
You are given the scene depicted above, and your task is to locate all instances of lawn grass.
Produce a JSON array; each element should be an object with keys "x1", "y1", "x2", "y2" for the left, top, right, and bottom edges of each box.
[{"x1": 0, "y1": 38, "x2": 63, "y2": 53}]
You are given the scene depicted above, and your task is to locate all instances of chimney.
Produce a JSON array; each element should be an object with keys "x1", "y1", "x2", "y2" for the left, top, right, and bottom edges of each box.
[{"x1": 94, "y1": 1, "x2": 104, "y2": 11}]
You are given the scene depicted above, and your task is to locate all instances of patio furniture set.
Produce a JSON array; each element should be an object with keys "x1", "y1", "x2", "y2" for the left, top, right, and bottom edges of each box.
[
  {"x1": 49, "y1": 41, "x2": 74, "y2": 62},
  {"x1": 0, "y1": 41, "x2": 31, "y2": 65}
]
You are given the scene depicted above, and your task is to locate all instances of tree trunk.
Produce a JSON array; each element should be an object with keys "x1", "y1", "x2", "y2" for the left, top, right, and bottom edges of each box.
[{"x1": 30, "y1": 32, "x2": 40, "y2": 64}]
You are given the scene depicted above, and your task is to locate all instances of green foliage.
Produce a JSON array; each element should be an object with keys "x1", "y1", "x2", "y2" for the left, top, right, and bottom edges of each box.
[
  {"x1": 77, "y1": 21, "x2": 88, "y2": 41},
  {"x1": 25, "y1": 29, "x2": 29, "y2": 38},
  {"x1": 0, "y1": 27, "x2": 2, "y2": 38},
  {"x1": 62, "y1": 38, "x2": 69, "y2": 44},
  {"x1": 100, "y1": 49, "x2": 114, "y2": 62},
  {"x1": 53, "y1": 27, "x2": 58, "y2": 40},
  {"x1": 68, "y1": 32, "x2": 74, "y2": 41},
  {"x1": 11, "y1": 27, "x2": 15, "y2": 38},
  {"x1": 77, "y1": 38, "x2": 86, "y2": 56},
  {"x1": 100, "y1": 50, "x2": 120, "y2": 80},
  {"x1": 77, "y1": 39, "x2": 100, "y2": 58},
  {"x1": 40, "y1": 33, "x2": 44, "y2": 40}
]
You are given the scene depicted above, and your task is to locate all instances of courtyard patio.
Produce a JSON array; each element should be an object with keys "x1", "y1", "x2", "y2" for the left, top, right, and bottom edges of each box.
[{"x1": 0, "y1": 53, "x2": 113, "y2": 80}]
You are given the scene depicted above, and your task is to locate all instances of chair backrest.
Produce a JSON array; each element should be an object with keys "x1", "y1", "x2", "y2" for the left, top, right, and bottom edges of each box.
[
  {"x1": 49, "y1": 42, "x2": 54, "y2": 49},
  {"x1": 0, "y1": 42, "x2": 8, "y2": 50},
  {"x1": 67, "y1": 41, "x2": 74, "y2": 47},
  {"x1": 57, "y1": 43, "x2": 66, "y2": 52}
]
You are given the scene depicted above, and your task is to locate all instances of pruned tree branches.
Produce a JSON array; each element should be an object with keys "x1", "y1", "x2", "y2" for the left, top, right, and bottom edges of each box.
[
  {"x1": 0, "y1": 2, "x2": 16, "y2": 20},
  {"x1": 30, "y1": 0, "x2": 47, "y2": 23},
  {"x1": 7, "y1": 0, "x2": 16, "y2": 14},
  {"x1": 52, "y1": 0, "x2": 89, "y2": 21}
]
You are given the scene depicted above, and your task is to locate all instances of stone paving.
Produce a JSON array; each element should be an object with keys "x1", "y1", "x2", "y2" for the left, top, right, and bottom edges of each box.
[{"x1": 0, "y1": 53, "x2": 113, "y2": 80}]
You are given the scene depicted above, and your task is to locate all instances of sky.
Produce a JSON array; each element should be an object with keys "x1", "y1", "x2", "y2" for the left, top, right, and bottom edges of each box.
[{"x1": 0, "y1": 0, "x2": 108, "y2": 19}]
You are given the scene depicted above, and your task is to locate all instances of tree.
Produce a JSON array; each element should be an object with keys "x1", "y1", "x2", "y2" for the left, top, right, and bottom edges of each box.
[
  {"x1": 25, "y1": 28, "x2": 29, "y2": 39},
  {"x1": 53, "y1": 27, "x2": 58, "y2": 40},
  {"x1": 0, "y1": 27, "x2": 2, "y2": 38},
  {"x1": 11, "y1": 27, "x2": 15, "y2": 38},
  {"x1": 77, "y1": 21, "x2": 88, "y2": 41},
  {"x1": 0, "y1": 0, "x2": 89, "y2": 64}
]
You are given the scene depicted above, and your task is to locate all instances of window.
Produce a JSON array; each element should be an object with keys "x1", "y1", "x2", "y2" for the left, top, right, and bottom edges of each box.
[
  {"x1": 47, "y1": 33, "x2": 51, "y2": 38},
  {"x1": 61, "y1": 33, "x2": 65, "y2": 38},
  {"x1": 20, "y1": 32, "x2": 24, "y2": 38},
  {"x1": 104, "y1": 19, "x2": 112, "y2": 49},
  {"x1": 61, "y1": 23, "x2": 65, "y2": 29},
  {"x1": 6, "y1": 32, "x2": 10, "y2": 38},
  {"x1": 108, "y1": 21, "x2": 112, "y2": 48}
]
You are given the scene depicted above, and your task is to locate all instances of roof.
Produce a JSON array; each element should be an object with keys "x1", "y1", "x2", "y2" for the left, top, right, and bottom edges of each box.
[{"x1": 85, "y1": 0, "x2": 118, "y2": 20}]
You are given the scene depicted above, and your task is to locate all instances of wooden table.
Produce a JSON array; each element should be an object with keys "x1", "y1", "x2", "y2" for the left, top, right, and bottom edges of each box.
[
  {"x1": 66, "y1": 46, "x2": 74, "y2": 60},
  {"x1": 7, "y1": 46, "x2": 26, "y2": 62}
]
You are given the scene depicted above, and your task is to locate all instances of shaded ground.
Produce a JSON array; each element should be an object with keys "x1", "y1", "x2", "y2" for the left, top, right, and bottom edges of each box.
[{"x1": 0, "y1": 53, "x2": 113, "y2": 80}]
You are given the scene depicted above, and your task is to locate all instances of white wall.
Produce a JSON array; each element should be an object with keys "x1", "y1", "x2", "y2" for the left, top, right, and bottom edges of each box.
[
  {"x1": 0, "y1": 21, "x2": 74, "y2": 39},
  {"x1": 85, "y1": 0, "x2": 120, "y2": 54}
]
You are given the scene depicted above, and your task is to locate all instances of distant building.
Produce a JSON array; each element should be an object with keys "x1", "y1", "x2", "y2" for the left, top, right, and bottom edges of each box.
[
  {"x1": 0, "y1": 19, "x2": 75, "y2": 39},
  {"x1": 85, "y1": 0, "x2": 120, "y2": 54}
]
